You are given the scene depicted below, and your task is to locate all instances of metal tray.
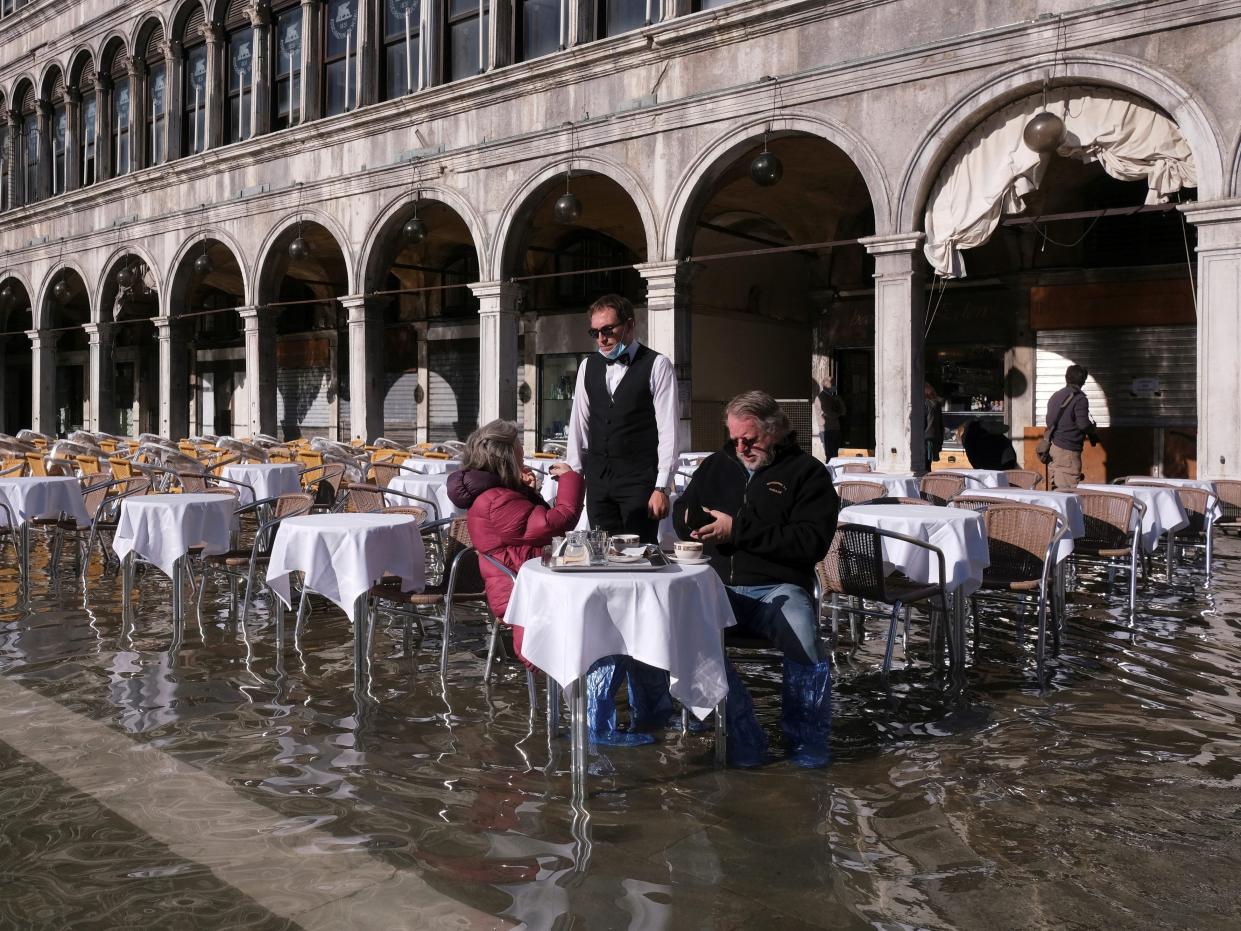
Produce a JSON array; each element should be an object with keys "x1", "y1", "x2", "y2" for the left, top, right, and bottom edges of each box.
[{"x1": 543, "y1": 550, "x2": 672, "y2": 572}]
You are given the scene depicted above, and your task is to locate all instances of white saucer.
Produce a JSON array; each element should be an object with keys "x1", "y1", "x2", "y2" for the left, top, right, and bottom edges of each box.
[
  {"x1": 607, "y1": 553, "x2": 647, "y2": 564},
  {"x1": 667, "y1": 552, "x2": 709, "y2": 564}
]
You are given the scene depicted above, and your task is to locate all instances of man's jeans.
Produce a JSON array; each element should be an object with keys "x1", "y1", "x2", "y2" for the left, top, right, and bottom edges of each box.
[{"x1": 726, "y1": 583, "x2": 823, "y2": 665}]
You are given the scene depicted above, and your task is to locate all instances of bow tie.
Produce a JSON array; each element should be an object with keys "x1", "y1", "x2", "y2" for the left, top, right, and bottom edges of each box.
[{"x1": 605, "y1": 352, "x2": 631, "y2": 367}]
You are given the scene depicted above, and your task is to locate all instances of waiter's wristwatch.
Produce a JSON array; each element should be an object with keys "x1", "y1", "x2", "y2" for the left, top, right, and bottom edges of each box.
[{"x1": 655, "y1": 485, "x2": 673, "y2": 497}]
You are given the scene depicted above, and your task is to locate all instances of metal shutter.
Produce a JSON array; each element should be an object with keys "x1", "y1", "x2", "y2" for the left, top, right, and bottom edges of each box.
[
  {"x1": 1035, "y1": 326, "x2": 1196, "y2": 428},
  {"x1": 383, "y1": 372, "x2": 419, "y2": 442},
  {"x1": 276, "y1": 367, "x2": 333, "y2": 437},
  {"x1": 427, "y1": 339, "x2": 478, "y2": 441}
]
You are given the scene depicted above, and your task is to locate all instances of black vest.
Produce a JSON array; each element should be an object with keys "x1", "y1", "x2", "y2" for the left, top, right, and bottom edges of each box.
[{"x1": 583, "y1": 344, "x2": 660, "y2": 472}]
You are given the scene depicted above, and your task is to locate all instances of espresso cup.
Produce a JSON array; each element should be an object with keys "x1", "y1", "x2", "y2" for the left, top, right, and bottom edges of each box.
[
  {"x1": 673, "y1": 541, "x2": 704, "y2": 560},
  {"x1": 611, "y1": 534, "x2": 640, "y2": 549}
]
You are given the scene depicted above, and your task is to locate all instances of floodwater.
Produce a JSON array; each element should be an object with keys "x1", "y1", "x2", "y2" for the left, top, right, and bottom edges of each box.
[{"x1": 2, "y1": 533, "x2": 1241, "y2": 929}]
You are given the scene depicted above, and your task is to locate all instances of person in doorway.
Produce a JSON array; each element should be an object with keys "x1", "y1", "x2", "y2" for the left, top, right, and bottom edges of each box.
[
  {"x1": 566, "y1": 293, "x2": 680, "y2": 745},
  {"x1": 813, "y1": 379, "x2": 847, "y2": 461},
  {"x1": 1045, "y1": 364, "x2": 1098, "y2": 489},
  {"x1": 924, "y1": 382, "x2": 945, "y2": 471},
  {"x1": 674, "y1": 391, "x2": 838, "y2": 768}
]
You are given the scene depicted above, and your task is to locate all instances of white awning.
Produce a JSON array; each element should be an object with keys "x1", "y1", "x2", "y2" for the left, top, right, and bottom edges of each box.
[{"x1": 924, "y1": 88, "x2": 1197, "y2": 278}]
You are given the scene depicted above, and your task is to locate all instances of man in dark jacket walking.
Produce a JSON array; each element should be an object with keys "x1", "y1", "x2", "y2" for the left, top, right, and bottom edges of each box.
[
  {"x1": 1045, "y1": 364, "x2": 1095, "y2": 489},
  {"x1": 674, "y1": 391, "x2": 838, "y2": 768}
]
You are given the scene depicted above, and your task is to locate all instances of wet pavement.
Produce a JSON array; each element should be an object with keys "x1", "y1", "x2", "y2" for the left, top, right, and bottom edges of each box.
[{"x1": 2, "y1": 533, "x2": 1241, "y2": 929}]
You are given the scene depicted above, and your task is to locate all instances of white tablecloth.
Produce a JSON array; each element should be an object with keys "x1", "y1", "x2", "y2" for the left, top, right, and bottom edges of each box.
[
  {"x1": 840, "y1": 503, "x2": 990, "y2": 595},
  {"x1": 956, "y1": 488, "x2": 1085, "y2": 562},
  {"x1": 266, "y1": 513, "x2": 426, "y2": 615},
  {"x1": 1123, "y1": 478, "x2": 1222, "y2": 521},
  {"x1": 827, "y1": 456, "x2": 877, "y2": 480},
  {"x1": 0, "y1": 476, "x2": 91, "y2": 527},
  {"x1": 939, "y1": 469, "x2": 1010, "y2": 489},
  {"x1": 220, "y1": 462, "x2": 303, "y2": 506},
  {"x1": 385, "y1": 472, "x2": 460, "y2": 521},
  {"x1": 112, "y1": 493, "x2": 237, "y2": 578},
  {"x1": 1077, "y1": 484, "x2": 1189, "y2": 553},
  {"x1": 506, "y1": 560, "x2": 734, "y2": 718},
  {"x1": 835, "y1": 472, "x2": 920, "y2": 498},
  {"x1": 401, "y1": 457, "x2": 461, "y2": 475}
]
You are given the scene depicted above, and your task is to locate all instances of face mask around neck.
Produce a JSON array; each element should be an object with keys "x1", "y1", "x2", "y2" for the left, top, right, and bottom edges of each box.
[{"x1": 600, "y1": 340, "x2": 628, "y2": 360}]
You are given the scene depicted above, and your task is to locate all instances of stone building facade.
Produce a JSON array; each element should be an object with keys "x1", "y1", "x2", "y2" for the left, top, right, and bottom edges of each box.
[{"x1": 0, "y1": 0, "x2": 1239, "y2": 476}]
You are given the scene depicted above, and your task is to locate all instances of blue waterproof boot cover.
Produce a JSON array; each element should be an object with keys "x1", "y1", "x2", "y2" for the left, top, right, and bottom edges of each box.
[
  {"x1": 780, "y1": 658, "x2": 832, "y2": 768},
  {"x1": 586, "y1": 656, "x2": 656, "y2": 746}
]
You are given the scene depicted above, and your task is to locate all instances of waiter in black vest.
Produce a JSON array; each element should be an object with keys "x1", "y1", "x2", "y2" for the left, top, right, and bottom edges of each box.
[{"x1": 566, "y1": 293, "x2": 680, "y2": 744}]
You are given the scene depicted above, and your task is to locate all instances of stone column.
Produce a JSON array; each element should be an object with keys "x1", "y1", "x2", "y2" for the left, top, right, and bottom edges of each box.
[
  {"x1": 163, "y1": 41, "x2": 182, "y2": 161},
  {"x1": 488, "y1": 0, "x2": 512, "y2": 70},
  {"x1": 861, "y1": 233, "x2": 926, "y2": 473},
  {"x1": 28, "y1": 330, "x2": 57, "y2": 436},
  {"x1": 340, "y1": 295, "x2": 384, "y2": 442},
  {"x1": 471, "y1": 281, "x2": 521, "y2": 423},
  {"x1": 95, "y1": 73, "x2": 113, "y2": 180},
  {"x1": 638, "y1": 261, "x2": 693, "y2": 451},
  {"x1": 357, "y1": 0, "x2": 377, "y2": 106},
  {"x1": 301, "y1": 0, "x2": 322, "y2": 121},
  {"x1": 129, "y1": 57, "x2": 148, "y2": 170},
  {"x1": 84, "y1": 322, "x2": 116, "y2": 433},
  {"x1": 251, "y1": 2, "x2": 273, "y2": 137},
  {"x1": 1181, "y1": 199, "x2": 1241, "y2": 480},
  {"x1": 240, "y1": 306, "x2": 277, "y2": 436},
  {"x1": 64, "y1": 88, "x2": 81, "y2": 192},
  {"x1": 155, "y1": 315, "x2": 189, "y2": 439},
  {"x1": 35, "y1": 99, "x2": 52, "y2": 201},
  {"x1": 204, "y1": 24, "x2": 224, "y2": 151}
]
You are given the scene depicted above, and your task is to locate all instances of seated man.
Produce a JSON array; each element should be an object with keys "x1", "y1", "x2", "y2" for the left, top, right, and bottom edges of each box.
[{"x1": 674, "y1": 391, "x2": 838, "y2": 768}]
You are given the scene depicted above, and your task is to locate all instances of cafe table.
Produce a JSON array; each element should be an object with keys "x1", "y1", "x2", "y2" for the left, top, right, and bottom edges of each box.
[
  {"x1": 112, "y1": 492, "x2": 238, "y2": 621},
  {"x1": 539, "y1": 471, "x2": 680, "y2": 546},
  {"x1": 1122, "y1": 477, "x2": 1222, "y2": 521},
  {"x1": 385, "y1": 471, "x2": 461, "y2": 521},
  {"x1": 0, "y1": 475, "x2": 91, "y2": 598},
  {"x1": 1077, "y1": 483, "x2": 1188, "y2": 576},
  {"x1": 836, "y1": 471, "x2": 921, "y2": 498},
  {"x1": 827, "y1": 456, "x2": 878, "y2": 480},
  {"x1": 939, "y1": 469, "x2": 1010, "y2": 489},
  {"x1": 956, "y1": 488, "x2": 1085, "y2": 562},
  {"x1": 401, "y1": 457, "x2": 461, "y2": 476},
  {"x1": 220, "y1": 462, "x2": 302, "y2": 506},
  {"x1": 266, "y1": 513, "x2": 426, "y2": 699},
  {"x1": 506, "y1": 559, "x2": 734, "y2": 790},
  {"x1": 839, "y1": 503, "x2": 991, "y2": 672}
]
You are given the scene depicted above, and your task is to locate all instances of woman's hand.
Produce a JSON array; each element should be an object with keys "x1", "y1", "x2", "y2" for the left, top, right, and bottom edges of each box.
[
  {"x1": 548, "y1": 463, "x2": 573, "y2": 479},
  {"x1": 520, "y1": 467, "x2": 538, "y2": 489}
]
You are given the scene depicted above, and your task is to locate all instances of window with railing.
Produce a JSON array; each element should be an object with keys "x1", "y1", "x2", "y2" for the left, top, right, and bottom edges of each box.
[
  {"x1": 445, "y1": 0, "x2": 487, "y2": 82},
  {"x1": 323, "y1": 0, "x2": 360, "y2": 116},
  {"x1": 272, "y1": 5, "x2": 303, "y2": 129},
  {"x1": 382, "y1": 0, "x2": 421, "y2": 99},
  {"x1": 516, "y1": 0, "x2": 558, "y2": 62}
]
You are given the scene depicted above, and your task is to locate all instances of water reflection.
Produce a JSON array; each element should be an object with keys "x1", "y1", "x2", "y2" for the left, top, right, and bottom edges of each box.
[{"x1": 1, "y1": 535, "x2": 1240, "y2": 926}]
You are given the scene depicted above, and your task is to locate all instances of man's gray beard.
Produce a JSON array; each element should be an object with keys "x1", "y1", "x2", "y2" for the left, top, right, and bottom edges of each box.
[{"x1": 745, "y1": 449, "x2": 775, "y2": 470}]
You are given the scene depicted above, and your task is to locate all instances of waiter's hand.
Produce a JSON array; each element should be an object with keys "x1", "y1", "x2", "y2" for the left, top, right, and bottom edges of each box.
[
  {"x1": 692, "y1": 507, "x2": 733, "y2": 543},
  {"x1": 648, "y1": 488, "x2": 670, "y2": 520}
]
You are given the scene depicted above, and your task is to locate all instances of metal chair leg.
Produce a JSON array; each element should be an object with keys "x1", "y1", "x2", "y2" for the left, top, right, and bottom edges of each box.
[
  {"x1": 881, "y1": 602, "x2": 902, "y2": 677},
  {"x1": 483, "y1": 619, "x2": 501, "y2": 683}
]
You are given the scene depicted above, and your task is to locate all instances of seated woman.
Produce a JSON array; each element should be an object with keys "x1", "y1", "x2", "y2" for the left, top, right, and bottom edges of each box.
[
  {"x1": 958, "y1": 418, "x2": 1019, "y2": 470},
  {"x1": 447, "y1": 420, "x2": 583, "y2": 666}
]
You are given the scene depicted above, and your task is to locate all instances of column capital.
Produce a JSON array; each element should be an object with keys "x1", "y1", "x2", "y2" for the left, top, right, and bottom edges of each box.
[
  {"x1": 163, "y1": 40, "x2": 181, "y2": 60},
  {"x1": 66, "y1": 87, "x2": 81, "y2": 105},
  {"x1": 859, "y1": 232, "x2": 925, "y2": 256},
  {"x1": 238, "y1": 305, "x2": 264, "y2": 324},
  {"x1": 470, "y1": 281, "x2": 523, "y2": 307},
  {"x1": 251, "y1": 0, "x2": 273, "y2": 27},
  {"x1": 96, "y1": 72, "x2": 113, "y2": 92},
  {"x1": 83, "y1": 321, "x2": 115, "y2": 341},
  {"x1": 1180, "y1": 198, "x2": 1241, "y2": 250},
  {"x1": 25, "y1": 329, "x2": 51, "y2": 347},
  {"x1": 635, "y1": 260, "x2": 691, "y2": 283}
]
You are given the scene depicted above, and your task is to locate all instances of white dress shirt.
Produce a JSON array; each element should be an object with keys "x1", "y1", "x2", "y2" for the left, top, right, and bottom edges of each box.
[{"x1": 565, "y1": 339, "x2": 680, "y2": 489}]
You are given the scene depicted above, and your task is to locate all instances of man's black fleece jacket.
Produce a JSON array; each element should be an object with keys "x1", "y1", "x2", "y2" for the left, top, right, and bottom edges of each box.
[{"x1": 673, "y1": 434, "x2": 838, "y2": 593}]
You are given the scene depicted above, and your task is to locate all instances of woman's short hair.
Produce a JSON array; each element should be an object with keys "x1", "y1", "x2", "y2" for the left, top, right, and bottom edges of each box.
[
  {"x1": 724, "y1": 390, "x2": 791, "y2": 441},
  {"x1": 461, "y1": 419, "x2": 524, "y2": 490}
]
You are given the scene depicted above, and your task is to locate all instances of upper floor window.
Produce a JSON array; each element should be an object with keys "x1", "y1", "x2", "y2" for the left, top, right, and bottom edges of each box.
[
  {"x1": 598, "y1": 0, "x2": 644, "y2": 38},
  {"x1": 141, "y1": 25, "x2": 167, "y2": 166},
  {"x1": 323, "y1": 0, "x2": 360, "y2": 116},
  {"x1": 112, "y1": 75, "x2": 131, "y2": 176},
  {"x1": 693, "y1": 0, "x2": 735, "y2": 9},
  {"x1": 1, "y1": 0, "x2": 34, "y2": 17},
  {"x1": 382, "y1": 0, "x2": 420, "y2": 99},
  {"x1": 183, "y1": 41, "x2": 208, "y2": 155},
  {"x1": 18, "y1": 100, "x2": 38, "y2": 206},
  {"x1": 0, "y1": 112, "x2": 6, "y2": 210},
  {"x1": 516, "y1": 0, "x2": 558, "y2": 62},
  {"x1": 446, "y1": 0, "x2": 487, "y2": 82},
  {"x1": 554, "y1": 231, "x2": 640, "y2": 306},
  {"x1": 225, "y1": 26, "x2": 256, "y2": 143},
  {"x1": 78, "y1": 70, "x2": 97, "y2": 185},
  {"x1": 51, "y1": 103, "x2": 67, "y2": 195},
  {"x1": 273, "y1": 5, "x2": 303, "y2": 129}
]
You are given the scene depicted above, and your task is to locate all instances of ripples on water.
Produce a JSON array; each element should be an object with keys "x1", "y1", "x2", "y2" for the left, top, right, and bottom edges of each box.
[{"x1": 2, "y1": 536, "x2": 1241, "y2": 928}]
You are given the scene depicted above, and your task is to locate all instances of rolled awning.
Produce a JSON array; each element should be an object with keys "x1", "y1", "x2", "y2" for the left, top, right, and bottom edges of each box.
[{"x1": 924, "y1": 87, "x2": 1197, "y2": 278}]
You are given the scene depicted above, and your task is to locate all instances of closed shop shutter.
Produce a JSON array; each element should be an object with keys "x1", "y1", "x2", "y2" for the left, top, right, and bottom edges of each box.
[
  {"x1": 1035, "y1": 326, "x2": 1196, "y2": 428},
  {"x1": 383, "y1": 372, "x2": 419, "y2": 442},
  {"x1": 276, "y1": 367, "x2": 333, "y2": 436},
  {"x1": 427, "y1": 338, "x2": 478, "y2": 441}
]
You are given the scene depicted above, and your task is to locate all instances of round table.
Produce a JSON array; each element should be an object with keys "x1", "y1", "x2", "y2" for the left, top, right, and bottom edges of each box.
[
  {"x1": 835, "y1": 471, "x2": 920, "y2": 498},
  {"x1": 401, "y1": 457, "x2": 461, "y2": 476},
  {"x1": 112, "y1": 493, "x2": 237, "y2": 578},
  {"x1": 839, "y1": 503, "x2": 990, "y2": 595},
  {"x1": 827, "y1": 456, "x2": 877, "y2": 480},
  {"x1": 0, "y1": 476, "x2": 92, "y2": 600},
  {"x1": 1077, "y1": 483, "x2": 1188, "y2": 554},
  {"x1": 385, "y1": 471, "x2": 461, "y2": 521},
  {"x1": 220, "y1": 462, "x2": 303, "y2": 506},
  {"x1": 956, "y1": 488, "x2": 1085, "y2": 562},
  {"x1": 939, "y1": 469, "x2": 1009, "y2": 489},
  {"x1": 1123, "y1": 477, "x2": 1222, "y2": 521}
]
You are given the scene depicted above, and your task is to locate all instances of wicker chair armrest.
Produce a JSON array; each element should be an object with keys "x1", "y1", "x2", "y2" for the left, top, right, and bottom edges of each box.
[
  {"x1": 837, "y1": 522, "x2": 950, "y2": 602},
  {"x1": 379, "y1": 487, "x2": 442, "y2": 523}
]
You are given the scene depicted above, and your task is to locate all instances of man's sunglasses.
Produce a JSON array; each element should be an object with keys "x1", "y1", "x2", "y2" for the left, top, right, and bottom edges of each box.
[
  {"x1": 732, "y1": 436, "x2": 763, "y2": 450},
  {"x1": 587, "y1": 323, "x2": 626, "y2": 339}
]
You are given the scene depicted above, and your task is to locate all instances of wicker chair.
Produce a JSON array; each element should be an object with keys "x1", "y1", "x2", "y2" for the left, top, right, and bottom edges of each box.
[
  {"x1": 919, "y1": 473, "x2": 967, "y2": 506},
  {"x1": 840, "y1": 463, "x2": 874, "y2": 474},
  {"x1": 1216, "y1": 480, "x2": 1241, "y2": 531},
  {"x1": 196, "y1": 493, "x2": 315, "y2": 625},
  {"x1": 0, "y1": 459, "x2": 24, "y2": 477},
  {"x1": 341, "y1": 483, "x2": 387, "y2": 513},
  {"x1": 1003, "y1": 470, "x2": 1043, "y2": 490},
  {"x1": 821, "y1": 524, "x2": 953, "y2": 677},
  {"x1": 1122, "y1": 480, "x2": 1218, "y2": 577},
  {"x1": 1072, "y1": 489, "x2": 1145, "y2": 613},
  {"x1": 836, "y1": 480, "x2": 887, "y2": 507},
  {"x1": 368, "y1": 517, "x2": 490, "y2": 676},
  {"x1": 300, "y1": 462, "x2": 346, "y2": 509},
  {"x1": 54, "y1": 476, "x2": 153, "y2": 580},
  {"x1": 958, "y1": 502, "x2": 1066, "y2": 671}
]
